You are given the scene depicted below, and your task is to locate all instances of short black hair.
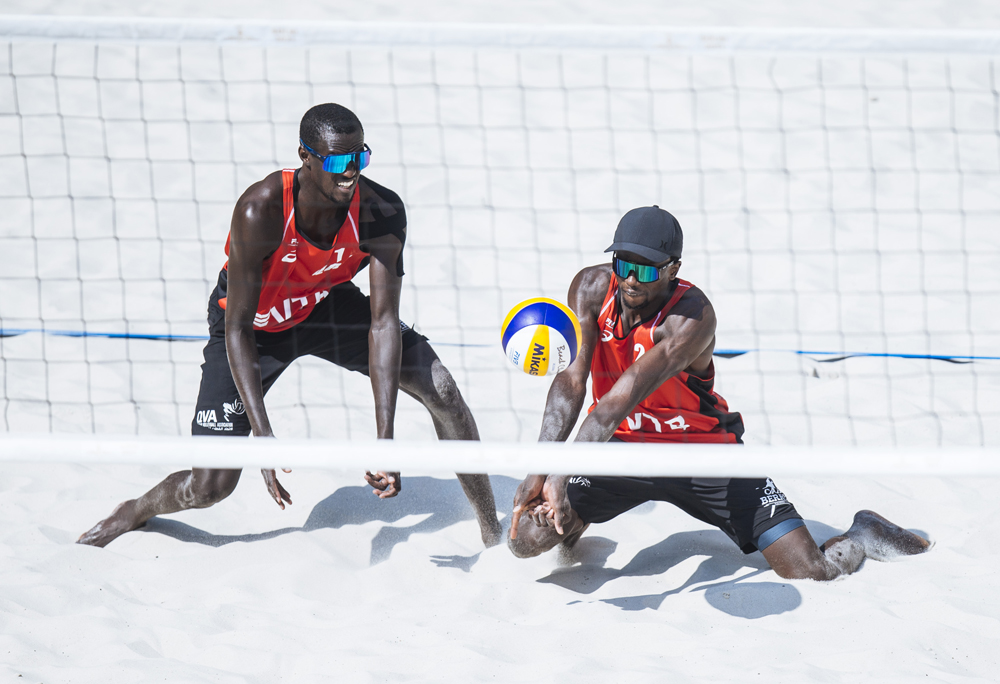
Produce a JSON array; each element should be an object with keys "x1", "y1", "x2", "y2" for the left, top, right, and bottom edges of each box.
[{"x1": 299, "y1": 103, "x2": 363, "y2": 150}]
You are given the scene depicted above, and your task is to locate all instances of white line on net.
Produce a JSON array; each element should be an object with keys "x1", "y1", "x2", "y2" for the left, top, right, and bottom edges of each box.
[{"x1": 1, "y1": 436, "x2": 996, "y2": 477}]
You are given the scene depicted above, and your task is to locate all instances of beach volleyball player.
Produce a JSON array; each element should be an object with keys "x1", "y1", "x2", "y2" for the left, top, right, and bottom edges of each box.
[
  {"x1": 507, "y1": 206, "x2": 930, "y2": 580},
  {"x1": 79, "y1": 104, "x2": 502, "y2": 548}
]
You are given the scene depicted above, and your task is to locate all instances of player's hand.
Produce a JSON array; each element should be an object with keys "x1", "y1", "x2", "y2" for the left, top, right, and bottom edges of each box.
[
  {"x1": 261, "y1": 468, "x2": 293, "y2": 509},
  {"x1": 510, "y1": 474, "x2": 547, "y2": 540},
  {"x1": 542, "y1": 475, "x2": 572, "y2": 535},
  {"x1": 528, "y1": 501, "x2": 554, "y2": 527},
  {"x1": 365, "y1": 471, "x2": 402, "y2": 498}
]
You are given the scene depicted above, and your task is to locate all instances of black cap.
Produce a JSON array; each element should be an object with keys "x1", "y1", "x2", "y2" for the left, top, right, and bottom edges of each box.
[{"x1": 604, "y1": 206, "x2": 683, "y2": 263}]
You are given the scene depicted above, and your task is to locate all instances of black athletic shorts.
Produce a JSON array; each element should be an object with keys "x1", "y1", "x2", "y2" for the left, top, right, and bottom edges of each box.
[
  {"x1": 567, "y1": 474, "x2": 805, "y2": 554},
  {"x1": 191, "y1": 269, "x2": 427, "y2": 436}
]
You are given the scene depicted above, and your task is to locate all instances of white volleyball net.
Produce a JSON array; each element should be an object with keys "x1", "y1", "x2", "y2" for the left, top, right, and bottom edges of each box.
[{"x1": 1, "y1": 18, "x2": 999, "y2": 449}]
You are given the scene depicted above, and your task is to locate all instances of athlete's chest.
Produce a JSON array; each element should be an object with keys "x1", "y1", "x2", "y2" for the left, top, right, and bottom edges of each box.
[
  {"x1": 599, "y1": 310, "x2": 659, "y2": 366},
  {"x1": 274, "y1": 178, "x2": 365, "y2": 276}
]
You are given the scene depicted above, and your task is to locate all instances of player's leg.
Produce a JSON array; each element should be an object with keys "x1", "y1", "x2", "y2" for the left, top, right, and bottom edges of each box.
[
  {"x1": 78, "y1": 289, "x2": 290, "y2": 547},
  {"x1": 670, "y1": 477, "x2": 930, "y2": 581},
  {"x1": 397, "y1": 339, "x2": 503, "y2": 547},
  {"x1": 76, "y1": 468, "x2": 243, "y2": 548},
  {"x1": 762, "y1": 509, "x2": 931, "y2": 581}
]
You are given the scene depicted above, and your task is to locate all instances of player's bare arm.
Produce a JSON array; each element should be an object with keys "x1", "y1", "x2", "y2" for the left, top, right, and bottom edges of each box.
[
  {"x1": 510, "y1": 264, "x2": 607, "y2": 540},
  {"x1": 225, "y1": 173, "x2": 292, "y2": 508},
  {"x1": 363, "y1": 232, "x2": 405, "y2": 498},
  {"x1": 537, "y1": 265, "x2": 609, "y2": 443}
]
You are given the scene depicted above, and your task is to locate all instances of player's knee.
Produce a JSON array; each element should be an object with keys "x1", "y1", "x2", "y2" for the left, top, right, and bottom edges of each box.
[
  {"x1": 421, "y1": 361, "x2": 465, "y2": 413},
  {"x1": 187, "y1": 470, "x2": 240, "y2": 508}
]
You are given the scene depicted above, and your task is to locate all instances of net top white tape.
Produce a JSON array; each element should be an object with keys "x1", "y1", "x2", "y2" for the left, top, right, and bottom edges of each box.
[
  {"x1": 3, "y1": 16, "x2": 1000, "y2": 53},
  {"x1": 1, "y1": 435, "x2": 996, "y2": 477}
]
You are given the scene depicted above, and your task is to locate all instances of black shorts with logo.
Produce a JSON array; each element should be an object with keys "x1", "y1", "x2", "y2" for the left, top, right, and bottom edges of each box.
[
  {"x1": 566, "y1": 475, "x2": 805, "y2": 554},
  {"x1": 191, "y1": 269, "x2": 427, "y2": 436}
]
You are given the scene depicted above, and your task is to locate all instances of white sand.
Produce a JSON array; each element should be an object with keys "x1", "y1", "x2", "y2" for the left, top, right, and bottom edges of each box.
[{"x1": 2, "y1": 463, "x2": 998, "y2": 682}]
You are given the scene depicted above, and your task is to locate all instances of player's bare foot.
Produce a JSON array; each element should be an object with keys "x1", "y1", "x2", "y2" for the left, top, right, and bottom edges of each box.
[
  {"x1": 846, "y1": 510, "x2": 932, "y2": 561},
  {"x1": 77, "y1": 500, "x2": 143, "y2": 548},
  {"x1": 481, "y1": 519, "x2": 503, "y2": 548}
]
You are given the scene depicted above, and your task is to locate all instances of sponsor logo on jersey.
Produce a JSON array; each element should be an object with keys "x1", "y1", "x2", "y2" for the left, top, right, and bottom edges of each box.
[
  {"x1": 312, "y1": 263, "x2": 342, "y2": 275},
  {"x1": 281, "y1": 238, "x2": 300, "y2": 263},
  {"x1": 602, "y1": 316, "x2": 615, "y2": 342},
  {"x1": 568, "y1": 476, "x2": 591, "y2": 487},
  {"x1": 758, "y1": 477, "x2": 788, "y2": 506}
]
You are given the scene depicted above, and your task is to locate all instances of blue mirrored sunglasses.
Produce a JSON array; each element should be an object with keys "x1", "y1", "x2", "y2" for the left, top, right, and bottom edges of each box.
[
  {"x1": 612, "y1": 255, "x2": 673, "y2": 283},
  {"x1": 300, "y1": 139, "x2": 371, "y2": 174}
]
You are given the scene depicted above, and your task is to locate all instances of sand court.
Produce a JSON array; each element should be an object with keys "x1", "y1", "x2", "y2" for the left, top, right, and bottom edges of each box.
[{"x1": 1, "y1": 462, "x2": 997, "y2": 682}]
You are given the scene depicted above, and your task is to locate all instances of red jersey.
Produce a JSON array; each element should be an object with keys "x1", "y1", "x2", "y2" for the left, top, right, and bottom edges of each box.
[
  {"x1": 221, "y1": 169, "x2": 368, "y2": 332},
  {"x1": 588, "y1": 276, "x2": 744, "y2": 443}
]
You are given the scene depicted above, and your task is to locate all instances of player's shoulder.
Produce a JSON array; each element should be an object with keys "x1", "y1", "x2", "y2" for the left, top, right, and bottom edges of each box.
[
  {"x1": 676, "y1": 280, "x2": 712, "y2": 307},
  {"x1": 359, "y1": 176, "x2": 405, "y2": 222},
  {"x1": 357, "y1": 176, "x2": 406, "y2": 247},
  {"x1": 234, "y1": 170, "x2": 285, "y2": 224},
  {"x1": 667, "y1": 280, "x2": 715, "y2": 325},
  {"x1": 239, "y1": 169, "x2": 284, "y2": 203},
  {"x1": 569, "y1": 264, "x2": 614, "y2": 318}
]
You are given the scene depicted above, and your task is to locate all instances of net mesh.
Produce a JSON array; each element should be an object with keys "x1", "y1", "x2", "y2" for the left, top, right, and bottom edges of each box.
[{"x1": 1, "y1": 22, "x2": 998, "y2": 446}]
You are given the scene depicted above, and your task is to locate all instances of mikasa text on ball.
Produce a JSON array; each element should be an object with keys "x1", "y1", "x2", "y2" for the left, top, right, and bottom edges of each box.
[{"x1": 501, "y1": 298, "x2": 582, "y2": 376}]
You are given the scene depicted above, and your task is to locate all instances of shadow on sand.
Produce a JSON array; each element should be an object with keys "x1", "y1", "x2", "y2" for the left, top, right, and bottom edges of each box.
[
  {"x1": 552, "y1": 520, "x2": 845, "y2": 619},
  {"x1": 141, "y1": 475, "x2": 521, "y2": 566}
]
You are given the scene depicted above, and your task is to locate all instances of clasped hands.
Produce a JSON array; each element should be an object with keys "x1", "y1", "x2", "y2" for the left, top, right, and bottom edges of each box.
[{"x1": 509, "y1": 474, "x2": 572, "y2": 540}]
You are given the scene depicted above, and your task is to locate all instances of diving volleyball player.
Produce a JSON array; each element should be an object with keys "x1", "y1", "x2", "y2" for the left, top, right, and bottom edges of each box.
[
  {"x1": 79, "y1": 104, "x2": 502, "y2": 548},
  {"x1": 507, "y1": 206, "x2": 930, "y2": 580}
]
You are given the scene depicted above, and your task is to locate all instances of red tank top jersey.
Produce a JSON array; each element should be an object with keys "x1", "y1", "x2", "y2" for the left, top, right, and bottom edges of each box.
[
  {"x1": 588, "y1": 277, "x2": 745, "y2": 444},
  {"x1": 222, "y1": 169, "x2": 367, "y2": 332}
]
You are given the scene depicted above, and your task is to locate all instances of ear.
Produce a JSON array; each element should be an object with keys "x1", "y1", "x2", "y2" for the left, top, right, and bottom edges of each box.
[
  {"x1": 668, "y1": 260, "x2": 682, "y2": 281},
  {"x1": 298, "y1": 145, "x2": 311, "y2": 166}
]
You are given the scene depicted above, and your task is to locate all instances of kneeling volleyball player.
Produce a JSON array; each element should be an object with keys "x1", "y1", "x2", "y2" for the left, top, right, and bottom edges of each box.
[
  {"x1": 507, "y1": 206, "x2": 930, "y2": 580},
  {"x1": 79, "y1": 103, "x2": 501, "y2": 548}
]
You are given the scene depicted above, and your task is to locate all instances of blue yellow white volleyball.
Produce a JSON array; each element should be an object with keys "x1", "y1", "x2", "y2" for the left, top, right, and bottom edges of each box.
[{"x1": 501, "y1": 298, "x2": 582, "y2": 376}]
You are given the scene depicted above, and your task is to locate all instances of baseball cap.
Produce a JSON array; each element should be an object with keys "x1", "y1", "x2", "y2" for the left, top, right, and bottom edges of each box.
[{"x1": 604, "y1": 205, "x2": 683, "y2": 263}]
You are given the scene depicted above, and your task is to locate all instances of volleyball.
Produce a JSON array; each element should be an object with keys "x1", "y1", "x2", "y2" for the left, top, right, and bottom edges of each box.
[{"x1": 501, "y1": 299, "x2": 582, "y2": 376}]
